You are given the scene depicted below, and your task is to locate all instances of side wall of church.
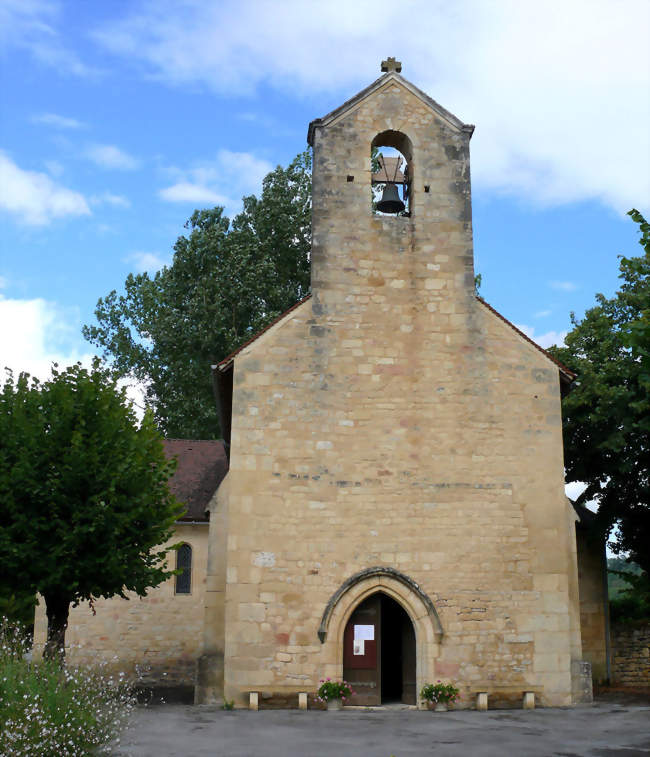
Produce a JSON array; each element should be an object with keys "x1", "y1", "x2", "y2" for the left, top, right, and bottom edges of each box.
[
  {"x1": 576, "y1": 528, "x2": 610, "y2": 682},
  {"x1": 217, "y1": 79, "x2": 583, "y2": 708},
  {"x1": 33, "y1": 523, "x2": 208, "y2": 689}
]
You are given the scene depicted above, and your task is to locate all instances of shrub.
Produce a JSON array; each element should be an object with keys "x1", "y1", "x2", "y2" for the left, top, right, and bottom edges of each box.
[
  {"x1": 0, "y1": 618, "x2": 135, "y2": 756},
  {"x1": 420, "y1": 680, "x2": 460, "y2": 705},
  {"x1": 316, "y1": 678, "x2": 355, "y2": 702}
]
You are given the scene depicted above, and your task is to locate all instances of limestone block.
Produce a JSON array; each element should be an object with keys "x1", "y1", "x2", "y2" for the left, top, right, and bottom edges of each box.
[
  {"x1": 476, "y1": 692, "x2": 488, "y2": 711},
  {"x1": 249, "y1": 692, "x2": 259, "y2": 711},
  {"x1": 523, "y1": 692, "x2": 535, "y2": 709},
  {"x1": 299, "y1": 692, "x2": 308, "y2": 710}
]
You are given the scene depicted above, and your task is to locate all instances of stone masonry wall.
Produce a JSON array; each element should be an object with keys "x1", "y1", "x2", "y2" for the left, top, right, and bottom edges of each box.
[
  {"x1": 209, "y1": 76, "x2": 584, "y2": 708},
  {"x1": 611, "y1": 622, "x2": 650, "y2": 686},
  {"x1": 576, "y1": 529, "x2": 609, "y2": 682},
  {"x1": 33, "y1": 523, "x2": 208, "y2": 689}
]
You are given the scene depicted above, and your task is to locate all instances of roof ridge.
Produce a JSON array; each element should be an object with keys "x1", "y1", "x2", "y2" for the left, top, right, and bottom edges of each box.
[
  {"x1": 307, "y1": 72, "x2": 473, "y2": 145},
  {"x1": 212, "y1": 292, "x2": 575, "y2": 382},
  {"x1": 476, "y1": 297, "x2": 575, "y2": 380},
  {"x1": 216, "y1": 294, "x2": 312, "y2": 370}
]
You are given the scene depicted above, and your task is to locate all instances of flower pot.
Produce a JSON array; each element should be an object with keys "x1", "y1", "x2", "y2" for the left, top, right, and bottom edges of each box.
[
  {"x1": 434, "y1": 703, "x2": 448, "y2": 712},
  {"x1": 327, "y1": 698, "x2": 343, "y2": 711}
]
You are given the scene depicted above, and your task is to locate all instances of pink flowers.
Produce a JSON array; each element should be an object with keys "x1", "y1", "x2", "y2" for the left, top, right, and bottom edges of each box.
[{"x1": 316, "y1": 678, "x2": 354, "y2": 702}]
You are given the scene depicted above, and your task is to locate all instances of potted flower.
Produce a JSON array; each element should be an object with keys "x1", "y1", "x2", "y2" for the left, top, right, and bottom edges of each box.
[
  {"x1": 420, "y1": 681, "x2": 460, "y2": 712},
  {"x1": 316, "y1": 678, "x2": 355, "y2": 711}
]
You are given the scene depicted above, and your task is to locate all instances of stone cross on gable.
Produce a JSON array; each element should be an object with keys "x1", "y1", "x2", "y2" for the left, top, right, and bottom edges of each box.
[{"x1": 381, "y1": 57, "x2": 402, "y2": 74}]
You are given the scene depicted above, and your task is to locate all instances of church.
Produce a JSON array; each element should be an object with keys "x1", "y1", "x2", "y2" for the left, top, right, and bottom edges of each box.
[{"x1": 34, "y1": 59, "x2": 608, "y2": 709}]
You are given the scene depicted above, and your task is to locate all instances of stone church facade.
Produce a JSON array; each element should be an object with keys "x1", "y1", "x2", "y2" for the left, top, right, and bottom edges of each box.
[
  {"x1": 196, "y1": 60, "x2": 606, "y2": 708},
  {"x1": 35, "y1": 60, "x2": 608, "y2": 708}
]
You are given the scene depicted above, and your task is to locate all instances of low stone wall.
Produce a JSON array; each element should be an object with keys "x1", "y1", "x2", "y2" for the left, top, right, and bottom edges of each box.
[{"x1": 611, "y1": 622, "x2": 650, "y2": 686}]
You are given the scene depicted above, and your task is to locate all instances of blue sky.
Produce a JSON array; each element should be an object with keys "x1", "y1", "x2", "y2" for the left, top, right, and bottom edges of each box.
[{"x1": 1, "y1": 0, "x2": 649, "y2": 393}]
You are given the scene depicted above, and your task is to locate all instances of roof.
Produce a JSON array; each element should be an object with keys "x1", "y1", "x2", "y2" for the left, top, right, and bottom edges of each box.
[
  {"x1": 215, "y1": 294, "x2": 312, "y2": 370},
  {"x1": 477, "y1": 298, "x2": 576, "y2": 383},
  {"x1": 372, "y1": 155, "x2": 406, "y2": 185},
  {"x1": 307, "y1": 72, "x2": 475, "y2": 146},
  {"x1": 162, "y1": 439, "x2": 228, "y2": 522},
  {"x1": 215, "y1": 293, "x2": 575, "y2": 382},
  {"x1": 571, "y1": 498, "x2": 597, "y2": 528}
]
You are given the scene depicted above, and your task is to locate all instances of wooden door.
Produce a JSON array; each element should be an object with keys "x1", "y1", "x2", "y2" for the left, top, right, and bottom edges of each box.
[
  {"x1": 401, "y1": 618, "x2": 416, "y2": 705},
  {"x1": 343, "y1": 595, "x2": 381, "y2": 705}
]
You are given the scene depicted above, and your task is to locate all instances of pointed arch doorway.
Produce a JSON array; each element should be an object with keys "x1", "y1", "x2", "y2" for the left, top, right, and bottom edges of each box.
[{"x1": 343, "y1": 592, "x2": 416, "y2": 706}]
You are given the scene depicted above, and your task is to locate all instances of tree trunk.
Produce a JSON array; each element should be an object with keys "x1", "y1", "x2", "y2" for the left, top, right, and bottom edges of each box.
[{"x1": 43, "y1": 594, "x2": 70, "y2": 663}]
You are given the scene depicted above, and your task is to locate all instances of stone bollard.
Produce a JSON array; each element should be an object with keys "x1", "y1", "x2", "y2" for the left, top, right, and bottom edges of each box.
[
  {"x1": 298, "y1": 692, "x2": 308, "y2": 710},
  {"x1": 523, "y1": 692, "x2": 535, "y2": 710},
  {"x1": 249, "y1": 692, "x2": 259, "y2": 711},
  {"x1": 476, "y1": 692, "x2": 488, "y2": 711}
]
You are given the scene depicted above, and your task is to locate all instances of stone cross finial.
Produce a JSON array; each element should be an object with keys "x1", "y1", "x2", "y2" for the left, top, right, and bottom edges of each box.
[{"x1": 381, "y1": 57, "x2": 402, "y2": 74}]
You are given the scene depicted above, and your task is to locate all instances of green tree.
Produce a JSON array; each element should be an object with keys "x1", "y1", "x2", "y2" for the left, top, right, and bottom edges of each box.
[
  {"x1": 548, "y1": 210, "x2": 650, "y2": 579},
  {"x1": 0, "y1": 361, "x2": 182, "y2": 660},
  {"x1": 0, "y1": 589, "x2": 36, "y2": 629},
  {"x1": 83, "y1": 151, "x2": 312, "y2": 438}
]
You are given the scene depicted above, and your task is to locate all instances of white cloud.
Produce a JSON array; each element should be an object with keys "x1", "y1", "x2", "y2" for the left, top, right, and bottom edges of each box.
[
  {"x1": 90, "y1": 192, "x2": 131, "y2": 208},
  {"x1": 0, "y1": 151, "x2": 90, "y2": 225},
  {"x1": 125, "y1": 251, "x2": 170, "y2": 273},
  {"x1": 565, "y1": 480, "x2": 598, "y2": 514},
  {"x1": 550, "y1": 281, "x2": 578, "y2": 292},
  {"x1": 159, "y1": 182, "x2": 227, "y2": 205},
  {"x1": 159, "y1": 149, "x2": 273, "y2": 212},
  {"x1": 0, "y1": 0, "x2": 94, "y2": 77},
  {"x1": 0, "y1": 295, "x2": 94, "y2": 380},
  {"x1": 0, "y1": 294, "x2": 148, "y2": 417},
  {"x1": 0, "y1": 276, "x2": 7, "y2": 290},
  {"x1": 534, "y1": 309, "x2": 552, "y2": 318},
  {"x1": 32, "y1": 112, "x2": 85, "y2": 129},
  {"x1": 84, "y1": 144, "x2": 139, "y2": 171},
  {"x1": 515, "y1": 324, "x2": 567, "y2": 350},
  {"x1": 566, "y1": 480, "x2": 587, "y2": 503},
  {"x1": 93, "y1": 0, "x2": 649, "y2": 213}
]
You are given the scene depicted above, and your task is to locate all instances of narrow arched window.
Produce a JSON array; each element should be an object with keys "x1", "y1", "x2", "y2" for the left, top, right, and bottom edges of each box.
[{"x1": 175, "y1": 543, "x2": 192, "y2": 594}]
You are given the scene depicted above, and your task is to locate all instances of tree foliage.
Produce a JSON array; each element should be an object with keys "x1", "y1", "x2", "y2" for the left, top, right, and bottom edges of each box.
[
  {"x1": 608, "y1": 557, "x2": 650, "y2": 622},
  {"x1": 83, "y1": 151, "x2": 312, "y2": 439},
  {"x1": 548, "y1": 210, "x2": 650, "y2": 578},
  {"x1": 0, "y1": 361, "x2": 182, "y2": 659}
]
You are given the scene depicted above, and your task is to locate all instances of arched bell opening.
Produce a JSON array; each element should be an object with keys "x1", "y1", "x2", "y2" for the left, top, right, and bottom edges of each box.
[
  {"x1": 371, "y1": 130, "x2": 413, "y2": 217},
  {"x1": 342, "y1": 591, "x2": 417, "y2": 706}
]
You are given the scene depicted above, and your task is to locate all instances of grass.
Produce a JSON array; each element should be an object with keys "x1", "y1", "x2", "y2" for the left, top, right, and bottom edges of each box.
[{"x1": 0, "y1": 618, "x2": 136, "y2": 756}]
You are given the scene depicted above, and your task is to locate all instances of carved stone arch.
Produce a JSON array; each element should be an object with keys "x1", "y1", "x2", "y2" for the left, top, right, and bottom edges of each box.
[
  {"x1": 318, "y1": 566, "x2": 443, "y2": 643},
  {"x1": 317, "y1": 567, "x2": 443, "y2": 707},
  {"x1": 371, "y1": 131, "x2": 413, "y2": 164}
]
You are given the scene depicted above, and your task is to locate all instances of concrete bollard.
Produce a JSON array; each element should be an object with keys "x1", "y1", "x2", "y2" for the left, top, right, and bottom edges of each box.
[
  {"x1": 249, "y1": 692, "x2": 259, "y2": 711},
  {"x1": 523, "y1": 692, "x2": 535, "y2": 710},
  {"x1": 298, "y1": 692, "x2": 308, "y2": 710},
  {"x1": 476, "y1": 692, "x2": 488, "y2": 711}
]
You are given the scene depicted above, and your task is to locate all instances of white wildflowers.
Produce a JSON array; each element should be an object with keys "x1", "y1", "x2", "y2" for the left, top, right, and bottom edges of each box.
[{"x1": 0, "y1": 617, "x2": 136, "y2": 756}]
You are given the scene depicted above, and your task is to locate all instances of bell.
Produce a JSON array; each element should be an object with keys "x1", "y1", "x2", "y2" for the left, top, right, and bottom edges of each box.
[{"x1": 376, "y1": 183, "x2": 405, "y2": 214}]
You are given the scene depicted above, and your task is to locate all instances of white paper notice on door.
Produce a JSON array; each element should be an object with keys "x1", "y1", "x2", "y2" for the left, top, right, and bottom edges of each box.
[
  {"x1": 354, "y1": 624, "x2": 374, "y2": 641},
  {"x1": 353, "y1": 639, "x2": 365, "y2": 655}
]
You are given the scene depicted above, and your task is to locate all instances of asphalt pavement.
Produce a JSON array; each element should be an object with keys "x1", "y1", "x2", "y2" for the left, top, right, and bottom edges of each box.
[{"x1": 113, "y1": 700, "x2": 650, "y2": 757}]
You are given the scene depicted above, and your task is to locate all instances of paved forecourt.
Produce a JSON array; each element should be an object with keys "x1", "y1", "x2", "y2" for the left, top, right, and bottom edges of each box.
[{"x1": 113, "y1": 702, "x2": 650, "y2": 757}]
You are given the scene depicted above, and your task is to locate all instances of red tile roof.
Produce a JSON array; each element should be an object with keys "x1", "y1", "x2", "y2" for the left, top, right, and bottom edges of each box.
[{"x1": 163, "y1": 439, "x2": 228, "y2": 522}]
